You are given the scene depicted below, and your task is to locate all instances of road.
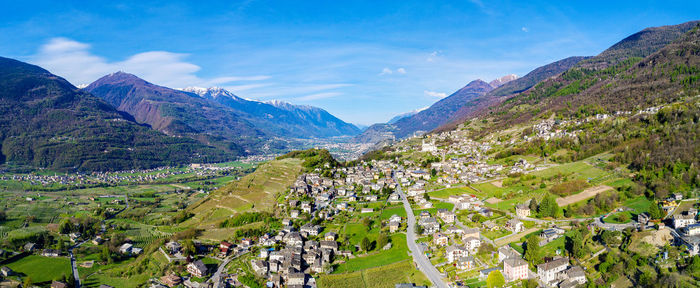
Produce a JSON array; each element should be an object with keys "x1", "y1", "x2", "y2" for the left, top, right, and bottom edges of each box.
[
  {"x1": 395, "y1": 177, "x2": 449, "y2": 288},
  {"x1": 209, "y1": 250, "x2": 249, "y2": 288},
  {"x1": 70, "y1": 194, "x2": 130, "y2": 288}
]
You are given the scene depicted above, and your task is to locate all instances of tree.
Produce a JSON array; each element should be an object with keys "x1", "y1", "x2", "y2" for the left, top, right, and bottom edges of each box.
[
  {"x1": 377, "y1": 233, "x2": 389, "y2": 249},
  {"x1": 362, "y1": 217, "x2": 372, "y2": 229},
  {"x1": 360, "y1": 237, "x2": 372, "y2": 252},
  {"x1": 521, "y1": 279, "x2": 538, "y2": 288},
  {"x1": 486, "y1": 270, "x2": 505, "y2": 288},
  {"x1": 566, "y1": 230, "x2": 586, "y2": 259},
  {"x1": 649, "y1": 202, "x2": 663, "y2": 219},
  {"x1": 415, "y1": 223, "x2": 424, "y2": 235},
  {"x1": 538, "y1": 194, "x2": 559, "y2": 218},
  {"x1": 524, "y1": 235, "x2": 541, "y2": 264},
  {"x1": 529, "y1": 198, "x2": 538, "y2": 211}
]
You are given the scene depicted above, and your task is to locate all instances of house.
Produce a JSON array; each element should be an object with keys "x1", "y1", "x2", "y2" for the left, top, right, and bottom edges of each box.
[
  {"x1": 537, "y1": 257, "x2": 569, "y2": 283},
  {"x1": 673, "y1": 212, "x2": 697, "y2": 228},
  {"x1": 324, "y1": 232, "x2": 337, "y2": 241},
  {"x1": 23, "y1": 242, "x2": 36, "y2": 252},
  {"x1": 361, "y1": 208, "x2": 374, "y2": 214},
  {"x1": 320, "y1": 240, "x2": 338, "y2": 252},
  {"x1": 433, "y1": 232, "x2": 449, "y2": 246},
  {"x1": 160, "y1": 274, "x2": 182, "y2": 287},
  {"x1": 540, "y1": 227, "x2": 565, "y2": 244},
  {"x1": 219, "y1": 241, "x2": 233, "y2": 257},
  {"x1": 437, "y1": 209, "x2": 456, "y2": 223},
  {"x1": 1, "y1": 266, "x2": 13, "y2": 277},
  {"x1": 515, "y1": 204, "x2": 531, "y2": 218},
  {"x1": 638, "y1": 213, "x2": 650, "y2": 226},
  {"x1": 498, "y1": 246, "x2": 520, "y2": 262},
  {"x1": 287, "y1": 272, "x2": 306, "y2": 286},
  {"x1": 463, "y1": 228, "x2": 480, "y2": 239},
  {"x1": 564, "y1": 266, "x2": 587, "y2": 284},
  {"x1": 300, "y1": 223, "x2": 322, "y2": 236},
  {"x1": 290, "y1": 209, "x2": 300, "y2": 218},
  {"x1": 283, "y1": 232, "x2": 304, "y2": 247},
  {"x1": 42, "y1": 249, "x2": 60, "y2": 257},
  {"x1": 463, "y1": 236, "x2": 481, "y2": 251},
  {"x1": 420, "y1": 217, "x2": 440, "y2": 234},
  {"x1": 505, "y1": 219, "x2": 525, "y2": 233},
  {"x1": 680, "y1": 235, "x2": 700, "y2": 255},
  {"x1": 479, "y1": 267, "x2": 502, "y2": 279},
  {"x1": 503, "y1": 258, "x2": 528, "y2": 281},
  {"x1": 418, "y1": 211, "x2": 431, "y2": 220},
  {"x1": 456, "y1": 256, "x2": 475, "y2": 270},
  {"x1": 187, "y1": 260, "x2": 208, "y2": 277},
  {"x1": 445, "y1": 226, "x2": 464, "y2": 235},
  {"x1": 251, "y1": 259, "x2": 268, "y2": 275},
  {"x1": 685, "y1": 223, "x2": 700, "y2": 236},
  {"x1": 119, "y1": 243, "x2": 133, "y2": 254},
  {"x1": 446, "y1": 245, "x2": 468, "y2": 263},
  {"x1": 165, "y1": 241, "x2": 182, "y2": 254},
  {"x1": 390, "y1": 219, "x2": 401, "y2": 233}
]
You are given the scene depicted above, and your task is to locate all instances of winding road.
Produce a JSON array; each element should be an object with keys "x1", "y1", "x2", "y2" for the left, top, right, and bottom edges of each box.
[{"x1": 395, "y1": 176, "x2": 449, "y2": 288}]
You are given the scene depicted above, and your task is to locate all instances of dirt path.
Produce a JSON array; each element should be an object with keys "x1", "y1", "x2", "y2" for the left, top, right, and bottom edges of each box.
[{"x1": 556, "y1": 185, "x2": 613, "y2": 207}]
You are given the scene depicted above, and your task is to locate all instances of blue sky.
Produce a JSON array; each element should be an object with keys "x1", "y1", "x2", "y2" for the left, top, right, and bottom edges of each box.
[{"x1": 1, "y1": 1, "x2": 698, "y2": 125}]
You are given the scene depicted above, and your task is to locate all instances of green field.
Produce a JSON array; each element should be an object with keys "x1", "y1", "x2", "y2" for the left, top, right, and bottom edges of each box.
[
  {"x1": 5, "y1": 255, "x2": 71, "y2": 283},
  {"x1": 333, "y1": 234, "x2": 411, "y2": 273},
  {"x1": 380, "y1": 205, "x2": 407, "y2": 219},
  {"x1": 320, "y1": 260, "x2": 429, "y2": 288},
  {"x1": 187, "y1": 158, "x2": 302, "y2": 228},
  {"x1": 427, "y1": 186, "x2": 474, "y2": 199}
]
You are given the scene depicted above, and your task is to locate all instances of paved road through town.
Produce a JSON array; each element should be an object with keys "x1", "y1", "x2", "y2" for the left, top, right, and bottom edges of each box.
[{"x1": 395, "y1": 176, "x2": 449, "y2": 288}]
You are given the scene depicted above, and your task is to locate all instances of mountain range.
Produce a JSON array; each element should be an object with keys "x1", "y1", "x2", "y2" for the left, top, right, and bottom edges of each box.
[
  {"x1": 357, "y1": 20, "x2": 700, "y2": 143},
  {"x1": 180, "y1": 86, "x2": 361, "y2": 138},
  {"x1": 0, "y1": 57, "x2": 229, "y2": 171}
]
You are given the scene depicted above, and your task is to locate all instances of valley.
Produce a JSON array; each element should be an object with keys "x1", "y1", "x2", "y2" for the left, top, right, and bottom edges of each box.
[{"x1": 0, "y1": 9, "x2": 699, "y2": 288}]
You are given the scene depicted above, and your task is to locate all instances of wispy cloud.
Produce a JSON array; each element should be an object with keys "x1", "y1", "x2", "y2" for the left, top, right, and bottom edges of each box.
[
  {"x1": 379, "y1": 67, "x2": 406, "y2": 75},
  {"x1": 521, "y1": 27, "x2": 529, "y2": 32},
  {"x1": 424, "y1": 90, "x2": 447, "y2": 98},
  {"x1": 31, "y1": 37, "x2": 269, "y2": 88}
]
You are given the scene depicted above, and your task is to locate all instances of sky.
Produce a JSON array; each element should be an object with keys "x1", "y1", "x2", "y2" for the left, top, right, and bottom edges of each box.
[{"x1": 1, "y1": 1, "x2": 699, "y2": 125}]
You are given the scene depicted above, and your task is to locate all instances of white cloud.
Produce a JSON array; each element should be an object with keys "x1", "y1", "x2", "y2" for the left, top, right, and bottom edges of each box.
[
  {"x1": 521, "y1": 27, "x2": 529, "y2": 32},
  {"x1": 424, "y1": 90, "x2": 447, "y2": 98},
  {"x1": 379, "y1": 67, "x2": 406, "y2": 76},
  {"x1": 426, "y1": 50, "x2": 441, "y2": 62},
  {"x1": 31, "y1": 37, "x2": 269, "y2": 88},
  {"x1": 379, "y1": 67, "x2": 393, "y2": 75}
]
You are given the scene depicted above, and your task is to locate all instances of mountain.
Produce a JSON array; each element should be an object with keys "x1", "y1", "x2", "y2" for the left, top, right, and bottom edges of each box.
[
  {"x1": 488, "y1": 74, "x2": 519, "y2": 88},
  {"x1": 0, "y1": 57, "x2": 229, "y2": 171},
  {"x1": 181, "y1": 87, "x2": 361, "y2": 138},
  {"x1": 354, "y1": 79, "x2": 494, "y2": 142},
  {"x1": 84, "y1": 73, "x2": 268, "y2": 154},
  {"x1": 387, "y1": 107, "x2": 428, "y2": 124},
  {"x1": 577, "y1": 20, "x2": 700, "y2": 69},
  {"x1": 472, "y1": 22, "x2": 700, "y2": 133},
  {"x1": 489, "y1": 56, "x2": 590, "y2": 97}
]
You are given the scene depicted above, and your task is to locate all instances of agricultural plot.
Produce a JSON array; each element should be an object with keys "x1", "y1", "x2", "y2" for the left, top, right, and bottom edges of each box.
[
  {"x1": 5, "y1": 255, "x2": 71, "y2": 283},
  {"x1": 320, "y1": 260, "x2": 428, "y2": 288},
  {"x1": 187, "y1": 158, "x2": 302, "y2": 227},
  {"x1": 333, "y1": 234, "x2": 410, "y2": 273}
]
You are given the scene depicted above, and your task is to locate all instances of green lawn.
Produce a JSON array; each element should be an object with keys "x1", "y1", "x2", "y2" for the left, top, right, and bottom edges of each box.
[
  {"x1": 380, "y1": 206, "x2": 407, "y2": 220},
  {"x1": 320, "y1": 260, "x2": 429, "y2": 288},
  {"x1": 5, "y1": 255, "x2": 71, "y2": 283},
  {"x1": 624, "y1": 196, "x2": 654, "y2": 213},
  {"x1": 333, "y1": 234, "x2": 410, "y2": 273},
  {"x1": 427, "y1": 187, "x2": 474, "y2": 199}
]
